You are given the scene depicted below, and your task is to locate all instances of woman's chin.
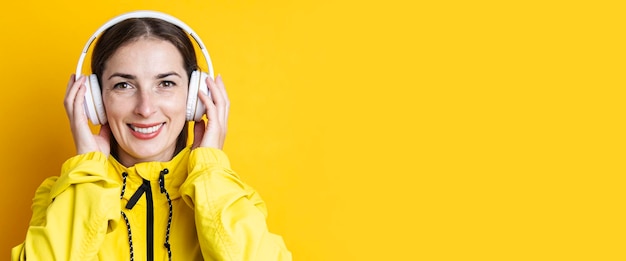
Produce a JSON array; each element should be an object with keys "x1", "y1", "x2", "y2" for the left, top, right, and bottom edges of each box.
[{"x1": 117, "y1": 144, "x2": 177, "y2": 165}]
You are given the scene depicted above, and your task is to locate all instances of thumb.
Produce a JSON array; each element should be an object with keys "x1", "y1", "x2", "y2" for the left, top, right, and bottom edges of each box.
[
  {"x1": 97, "y1": 124, "x2": 112, "y2": 156},
  {"x1": 192, "y1": 120, "x2": 205, "y2": 149},
  {"x1": 98, "y1": 124, "x2": 111, "y2": 140}
]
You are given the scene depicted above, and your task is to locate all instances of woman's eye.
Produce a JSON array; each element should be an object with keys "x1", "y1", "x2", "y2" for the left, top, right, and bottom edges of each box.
[
  {"x1": 160, "y1": 81, "x2": 176, "y2": 88},
  {"x1": 113, "y1": 82, "x2": 131, "y2": 89}
]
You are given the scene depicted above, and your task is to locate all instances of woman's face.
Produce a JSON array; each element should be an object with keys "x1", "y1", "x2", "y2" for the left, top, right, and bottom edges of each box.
[{"x1": 102, "y1": 37, "x2": 188, "y2": 166}]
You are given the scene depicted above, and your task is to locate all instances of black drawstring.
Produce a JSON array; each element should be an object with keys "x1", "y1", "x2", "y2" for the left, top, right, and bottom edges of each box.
[
  {"x1": 121, "y1": 211, "x2": 135, "y2": 261},
  {"x1": 120, "y1": 172, "x2": 134, "y2": 261},
  {"x1": 120, "y1": 169, "x2": 173, "y2": 261},
  {"x1": 159, "y1": 168, "x2": 173, "y2": 261},
  {"x1": 126, "y1": 181, "x2": 149, "y2": 209},
  {"x1": 121, "y1": 172, "x2": 128, "y2": 199}
]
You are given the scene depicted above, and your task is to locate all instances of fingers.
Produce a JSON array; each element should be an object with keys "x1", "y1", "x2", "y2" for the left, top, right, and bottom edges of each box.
[
  {"x1": 64, "y1": 74, "x2": 99, "y2": 155},
  {"x1": 64, "y1": 74, "x2": 76, "y2": 116},
  {"x1": 205, "y1": 75, "x2": 230, "y2": 131},
  {"x1": 65, "y1": 74, "x2": 75, "y2": 97},
  {"x1": 64, "y1": 75, "x2": 86, "y2": 120},
  {"x1": 73, "y1": 80, "x2": 87, "y2": 119},
  {"x1": 215, "y1": 75, "x2": 230, "y2": 128},
  {"x1": 197, "y1": 83, "x2": 218, "y2": 125},
  {"x1": 195, "y1": 74, "x2": 230, "y2": 149}
]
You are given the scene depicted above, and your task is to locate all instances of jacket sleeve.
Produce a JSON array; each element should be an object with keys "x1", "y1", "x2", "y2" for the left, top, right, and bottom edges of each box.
[
  {"x1": 180, "y1": 147, "x2": 292, "y2": 261},
  {"x1": 11, "y1": 152, "x2": 120, "y2": 261}
]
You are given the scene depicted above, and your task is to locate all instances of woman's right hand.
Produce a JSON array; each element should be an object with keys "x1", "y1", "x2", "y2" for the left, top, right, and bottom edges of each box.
[{"x1": 64, "y1": 74, "x2": 111, "y2": 156}]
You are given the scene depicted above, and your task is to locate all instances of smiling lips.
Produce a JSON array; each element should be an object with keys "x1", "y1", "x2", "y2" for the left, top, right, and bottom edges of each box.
[{"x1": 128, "y1": 123, "x2": 165, "y2": 139}]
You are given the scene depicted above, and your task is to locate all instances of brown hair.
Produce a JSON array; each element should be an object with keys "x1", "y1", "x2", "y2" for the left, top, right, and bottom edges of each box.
[
  {"x1": 91, "y1": 18, "x2": 197, "y2": 157},
  {"x1": 92, "y1": 18, "x2": 198, "y2": 80}
]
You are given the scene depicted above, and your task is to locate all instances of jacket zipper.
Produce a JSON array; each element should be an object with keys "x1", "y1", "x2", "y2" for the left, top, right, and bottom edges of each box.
[
  {"x1": 145, "y1": 179, "x2": 154, "y2": 261},
  {"x1": 125, "y1": 179, "x2": 155, "y2": 261}
]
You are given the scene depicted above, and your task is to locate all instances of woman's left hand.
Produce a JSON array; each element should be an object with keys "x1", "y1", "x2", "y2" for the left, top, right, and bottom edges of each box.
[{"x1": 193, "y1": 75, "x2": 230, "y2": 149}]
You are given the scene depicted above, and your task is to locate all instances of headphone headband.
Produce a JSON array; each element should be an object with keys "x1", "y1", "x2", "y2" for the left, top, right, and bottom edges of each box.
[{"x1": 75, "y1": 10, "x2": 214, "y2": 78}]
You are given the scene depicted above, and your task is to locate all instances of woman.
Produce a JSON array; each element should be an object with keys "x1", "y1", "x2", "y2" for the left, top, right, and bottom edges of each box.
[{"x1": 12, "y1": 12, "x2": 291, "y2": 261}]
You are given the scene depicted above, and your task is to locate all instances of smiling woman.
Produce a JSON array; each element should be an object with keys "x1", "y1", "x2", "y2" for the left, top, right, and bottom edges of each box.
[
  {"x1": 11, "y1": 11, "x2": 291, "y2": 261},
  {"x1": 102, "y1": 38, "x2": 189, "y2": 166}
]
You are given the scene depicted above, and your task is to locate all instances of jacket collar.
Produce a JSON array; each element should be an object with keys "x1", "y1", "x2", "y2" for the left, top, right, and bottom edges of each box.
[{"x1": 108, "y1": 147, "x2": 190, "y2": 200}]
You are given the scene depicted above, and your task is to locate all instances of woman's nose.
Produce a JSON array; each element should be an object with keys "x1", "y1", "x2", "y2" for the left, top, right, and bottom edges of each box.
[{"x1": 134, "y1": 90, "x2": 157, "y2": 117}]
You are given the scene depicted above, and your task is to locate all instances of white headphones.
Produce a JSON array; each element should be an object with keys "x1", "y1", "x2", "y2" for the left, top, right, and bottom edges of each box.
[{"x1": 75, "y1": 10, "x2": 214, "y2": 125}]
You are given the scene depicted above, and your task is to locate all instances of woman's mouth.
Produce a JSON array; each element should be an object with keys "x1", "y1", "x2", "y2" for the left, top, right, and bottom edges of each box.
[{"x1": 128, "y1": 123, "x2": 165, "y2": 139}]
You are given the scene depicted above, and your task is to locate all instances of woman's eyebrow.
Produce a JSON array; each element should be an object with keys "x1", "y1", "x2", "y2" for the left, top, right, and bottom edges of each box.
[
  {"x1": 108, "y1": 73, "x2": 135, "y2": 80},
  {"x1": 156, "y1": 72, "x2": 182, "y2": 79}
]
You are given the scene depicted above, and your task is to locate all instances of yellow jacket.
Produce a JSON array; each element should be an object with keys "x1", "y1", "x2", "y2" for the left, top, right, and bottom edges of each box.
[{"x1": 12, "y1": 147, "x2": 291, "y2": 261}]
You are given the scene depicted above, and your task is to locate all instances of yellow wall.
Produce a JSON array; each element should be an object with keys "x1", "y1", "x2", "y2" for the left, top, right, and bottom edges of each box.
[{"x1": 1, "y1": 0, "x2": 624, "y2": 260}]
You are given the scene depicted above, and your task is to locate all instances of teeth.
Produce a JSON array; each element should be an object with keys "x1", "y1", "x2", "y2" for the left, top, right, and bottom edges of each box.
[{"x1": 131, "y1": 124, "x2": 163, "y2": 134}]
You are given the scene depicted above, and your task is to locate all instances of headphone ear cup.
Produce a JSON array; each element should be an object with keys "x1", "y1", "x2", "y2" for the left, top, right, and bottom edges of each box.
[
  {"x1": 83, "y1": 74, "x2": 107, "y2": 125},
  {"x1": 195, "y1": 72, "x2": 210, "y2": 121},
  {"x1": 186, "y1": 71, "x2": 209, "y2": 121},
  {"x1": 186, "y1": 71, "x2": 200, "y2": 121}
]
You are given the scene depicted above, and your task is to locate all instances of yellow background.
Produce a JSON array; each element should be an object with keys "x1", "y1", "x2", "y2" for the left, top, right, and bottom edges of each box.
[{"x1": 1, "y1": 0, "x2": 624, "y2": 260}]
